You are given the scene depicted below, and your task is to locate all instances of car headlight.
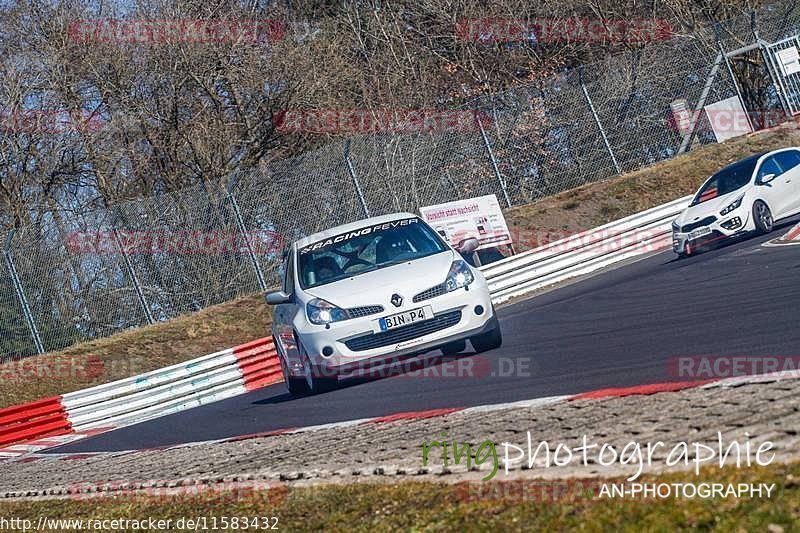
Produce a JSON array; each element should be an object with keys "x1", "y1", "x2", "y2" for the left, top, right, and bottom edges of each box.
[
  {"x1": 444, "y1": 260, "x2": 475, "y2": 292},
  {"x1": 720, "y1": 194, "x2": 745, "y2": 216},
  {"x1": 307, "y1": 298, "x2": 349, "y2": 325},
  {"x1": 671, "y1": 220, "x2": 680, "y2": 232}
]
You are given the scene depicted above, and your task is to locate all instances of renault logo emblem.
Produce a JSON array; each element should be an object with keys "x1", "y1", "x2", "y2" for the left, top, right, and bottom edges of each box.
[{"x1": 391, "y1": 293, "x2": 403, "y2": 307}]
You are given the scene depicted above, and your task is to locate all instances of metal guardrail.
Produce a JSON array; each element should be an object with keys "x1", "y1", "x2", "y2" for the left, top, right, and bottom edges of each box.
[{"x1": 481, "y1": 195, "x2": 693, "y2": 304}]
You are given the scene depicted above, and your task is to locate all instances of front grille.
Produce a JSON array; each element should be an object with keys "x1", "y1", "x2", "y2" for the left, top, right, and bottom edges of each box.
[
  {"x1": 681, "y1": 216, "x2": 717, "y2": 233},
  {"x1": 343, "y1": 310, "x2": 462, "y2": 352},
  {"x1": 346, "y1": 305, "x2": 384, "y2": 319},
  {"x1": 413, "y1": 283, "x2": 447, "y2": 303}
]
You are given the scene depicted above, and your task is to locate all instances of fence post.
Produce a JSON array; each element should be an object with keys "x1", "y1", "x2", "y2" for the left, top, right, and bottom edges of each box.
[
  {"x1": 227, "y1": 185, "x2": 268, "y2": 293},
  {"x1": 579, "y1": 67, "x2": 621, "y2": 174},
  {"x1": 110, "y1": 222, "x2": 154, "y2": 325},
  {"x1": 343, "y1": 139, "x2": 371, "y2": 218},
  {"x1": 715, "y1": 22, "x2": 755, "y2": 132},
  {"x1": 475, "y1": 111, "x2": 513, "y2": 208},
  {"x1": 3, "y1": 230, "x2": 44, "y2": 354},
  {"x1": 751, "y1": 12, "x2": 792, "y2": 118}
]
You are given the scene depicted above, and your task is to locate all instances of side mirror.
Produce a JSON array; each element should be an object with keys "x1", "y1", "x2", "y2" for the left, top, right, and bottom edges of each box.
[
  {"x1": 760, "y1": 173, "x2": 776, "y2": 184},
  {"x1": 265, "y1": 290, "x2": 292, "y2": 305},
  {"x1": 457, "y1": 237, "x2": 480, "y2": 254}
]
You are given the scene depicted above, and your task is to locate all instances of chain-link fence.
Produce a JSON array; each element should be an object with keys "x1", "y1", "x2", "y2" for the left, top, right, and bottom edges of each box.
[{"x1": 3, "y1": 5, "x2": 800, "y2": 360}]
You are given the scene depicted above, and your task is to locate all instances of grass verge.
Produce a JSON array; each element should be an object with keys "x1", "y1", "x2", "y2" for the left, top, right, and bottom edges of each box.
[{"x1": 0, "y1": 463, "x2": 797, "y2": 531}]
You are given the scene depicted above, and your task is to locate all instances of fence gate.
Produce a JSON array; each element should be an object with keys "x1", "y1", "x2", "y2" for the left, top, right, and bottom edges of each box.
[{"x1": 765, "y1": 35, "x2": 800, "y2": 115}]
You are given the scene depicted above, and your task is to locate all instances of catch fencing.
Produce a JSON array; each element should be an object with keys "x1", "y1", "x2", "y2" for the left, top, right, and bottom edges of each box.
[{"x1": 2, "y1": 5, "x2": 800, "y2": 360}]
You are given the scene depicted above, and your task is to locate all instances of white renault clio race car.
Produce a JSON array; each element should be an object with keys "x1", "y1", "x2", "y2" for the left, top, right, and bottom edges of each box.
[
  {"x1": 672, "y1": 148, "x2": 800, "y2": 257},
  {"x1": 265, "y1": 213, "x2": 502, "y2": 394}
]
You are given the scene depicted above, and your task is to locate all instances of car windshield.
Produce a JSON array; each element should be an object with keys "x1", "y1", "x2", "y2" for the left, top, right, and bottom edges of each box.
[
  {"x1": 297, "y1": 217, "x2": 449, "y2": 289},
  {"x1": 690, "y1": 157, "x2": 758, "y2": 206}
]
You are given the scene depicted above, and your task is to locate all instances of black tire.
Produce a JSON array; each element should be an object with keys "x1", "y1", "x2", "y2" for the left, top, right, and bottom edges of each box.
[
  {"x1": 677, "y1": 242, "x2": 693, "y2": 259},
  {"x1": 441, "y1": 339, "x2": 467, "y2": 355},
  {"x1": 309, "y1": 363, "x2": 338, "y2": 394},
  {"x1": 471, "y1": 324, "x2": 503, "y2": 353},
  {"x1": 286, "y1": 375, "x2": 311, "y2": 395},
  {"x1": 753, "y1": 200, "x2": 774, "y2": 234}
]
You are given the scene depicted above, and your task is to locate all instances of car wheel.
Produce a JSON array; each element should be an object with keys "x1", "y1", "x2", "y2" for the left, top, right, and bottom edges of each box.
[
  {"x1": 753, "y1": 201, "x2": 774, "y2": 234},
  {"x1": 299, "y1": 343, "x2": 338, "y2": 394},
  {"x1": 275, "y1": 336, "x2": 311, "y2": 395},
  {"x1": 678, "y1": 242, "x2": 693, "y2": 259},
  {"x1": 441, "y1": 339, "x2": 466, "y2": 355},
  {"x1": 471, "y1": 324, "x2": 503, "y2": 353}
]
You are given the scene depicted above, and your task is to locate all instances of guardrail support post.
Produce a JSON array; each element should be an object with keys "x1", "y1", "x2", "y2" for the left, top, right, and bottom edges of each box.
[
  {"x1": 579, "y1": 67, "x2": 621, "y2": 174},
  {"x1": 3, "y1": 230, "x2": 44, "y2": 354},
  {"x1": 228, "y1": 189, "x2": 268, "y2": 293},
  {"x1": 475, "y1": 111, "x2": 513, "y2": 208},
  {"x1": 111, "y1": 226, "x2": 155, "y2": 325},
  {"x1": 344, "y1": 139, "x2": 371, "y2": 218}
]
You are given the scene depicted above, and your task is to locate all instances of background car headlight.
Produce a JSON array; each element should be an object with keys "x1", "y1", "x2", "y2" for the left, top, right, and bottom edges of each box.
[
  {"x1": 671, "y1": 220, "x2": 680, "y2": 232},
  {"x1": 444, "y1": 260, "x2": 475, "y2": 292},
  {"x1": 307, "y1": 298, "x2": 349, "y2": 325},
  {"x1": 720, "y1": 194, "x2": 744, "y2": 216}
]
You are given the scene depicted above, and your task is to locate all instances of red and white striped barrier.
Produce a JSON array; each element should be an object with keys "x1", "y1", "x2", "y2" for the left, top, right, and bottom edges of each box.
[
  {"x1": 765, "y1": 222, "x2": 800, "y2": 246},
  {"x1": 0, "y1": 338, "x2": 281, "y2": 455}
]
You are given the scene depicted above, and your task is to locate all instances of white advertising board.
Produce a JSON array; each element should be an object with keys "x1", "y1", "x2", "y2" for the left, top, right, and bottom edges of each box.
[
  {"x1": 419, "y1": 194, "x2": 512, "y2": 251},
  {"x1": 704, "y1": 96, "x2": 752, "y2": 143},
  {"x1": 777, "y1": 46, "x2": 800, "y2": 76}
]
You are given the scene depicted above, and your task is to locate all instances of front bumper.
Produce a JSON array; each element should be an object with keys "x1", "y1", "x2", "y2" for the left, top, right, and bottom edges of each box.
[
  {"x1": 297, "y1": 281, "x2": 496, "y2": 374},
  {"x1": 672, "y1": 207, "x2": 752, "y2": 254}
]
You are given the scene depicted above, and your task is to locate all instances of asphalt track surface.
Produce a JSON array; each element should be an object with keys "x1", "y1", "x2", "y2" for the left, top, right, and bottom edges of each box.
[{"x1": 53, "y1": 220, "x2": 800, "y2": 453}]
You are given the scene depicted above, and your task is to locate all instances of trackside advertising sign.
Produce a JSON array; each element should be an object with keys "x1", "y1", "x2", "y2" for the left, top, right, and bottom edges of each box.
[{"x1": 419, "y1": 194, "x2": 512, "y2": 251}]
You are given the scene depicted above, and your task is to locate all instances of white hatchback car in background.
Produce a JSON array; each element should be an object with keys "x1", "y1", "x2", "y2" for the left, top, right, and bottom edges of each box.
[
  {"x1": 672, "y1": 148, "x2": 800, "y2": 257},
  {"x1": 265, "y1": 213, "x2": 502, "y2": 394}
]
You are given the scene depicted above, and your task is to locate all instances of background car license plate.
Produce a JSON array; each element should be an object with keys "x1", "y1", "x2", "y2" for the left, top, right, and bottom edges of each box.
[
  {"x1": 379, "y1": 306, "x2": 432, "y2": 331},
  {"x1": 689, "y1": 227, "x2": 711, "y2": 240}
]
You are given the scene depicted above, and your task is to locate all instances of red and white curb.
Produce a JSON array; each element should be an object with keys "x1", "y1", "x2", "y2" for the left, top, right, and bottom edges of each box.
[
  {"x1": 5, "y1": 370, "x2": 799, "y2": 465},
  {"x1": 764, "y1": 222, "x2": 800, "y2": 247}
]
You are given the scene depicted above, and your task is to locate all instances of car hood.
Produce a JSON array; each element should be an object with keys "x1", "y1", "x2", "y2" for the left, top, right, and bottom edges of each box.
[
  {"x1": 303, "y1": 250, "x2": 457, "y2": 309},
  {"x1": 674, "y1": 189, "x2": 746, "y2": 226}
]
